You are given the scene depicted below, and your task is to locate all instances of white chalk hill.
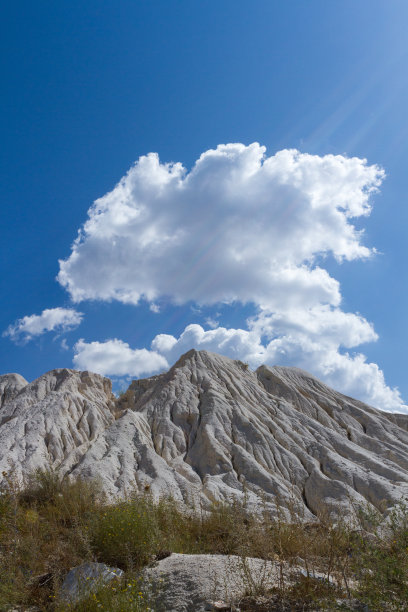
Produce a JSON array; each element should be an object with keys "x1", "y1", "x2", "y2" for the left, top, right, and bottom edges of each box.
[{"x1": 1, "y1": 349, "x2": 408, "y2": 519}]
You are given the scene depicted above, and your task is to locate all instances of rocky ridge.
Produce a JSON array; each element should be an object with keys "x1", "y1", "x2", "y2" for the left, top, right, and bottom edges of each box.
[{"x1": 1, "y1": 350, "x2": 408, "y2": 519}]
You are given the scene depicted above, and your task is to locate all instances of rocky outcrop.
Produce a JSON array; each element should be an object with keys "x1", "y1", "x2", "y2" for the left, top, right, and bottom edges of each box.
[
  {"x1": 142, "y1": 553, "x2": 280, "y2": 612},
  {"x1": 0, "y1": 368, "x2": 115, "y2": 485},
  {"x1": 0, "y1": 373, "x2": 28, "y2": 409},
  {"x1": 1, "y1": 350, "x2": 408, "y2": 519},
  {"x1": 141, "y1": 553, "x2": 345, "y2": 612}
]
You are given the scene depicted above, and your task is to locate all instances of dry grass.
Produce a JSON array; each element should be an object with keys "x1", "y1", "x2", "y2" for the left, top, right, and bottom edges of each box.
[{"x1": 0, "y1": 469, "x2": 408, "y2": 610}]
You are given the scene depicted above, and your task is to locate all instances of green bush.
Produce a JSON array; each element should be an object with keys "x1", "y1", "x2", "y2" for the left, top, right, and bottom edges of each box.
[
  {"x1": 90, "y1": 496, "x2": 161, "y2": 570},
  {"x1": 352, "y1": 499, "x2": 408, "y2": 610},
  {"x1": 20, "y1": 468, "x2": 103, "y2": 522}
]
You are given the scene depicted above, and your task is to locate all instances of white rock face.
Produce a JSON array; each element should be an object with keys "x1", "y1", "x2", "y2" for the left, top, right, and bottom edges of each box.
[
  {"x1": 0, "y1": 368, "x2": 115, "y2": 484},
  {"x1": 1, "y1": 350, "x2": 408, "y2": 519}
]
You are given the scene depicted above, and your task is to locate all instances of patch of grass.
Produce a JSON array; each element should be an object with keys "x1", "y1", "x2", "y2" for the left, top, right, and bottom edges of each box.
[
  {"x1": 90, "y1": 496, "x2": 161, "y2": 571},
  {"x1": 351, "y1": 498, "x2": 408, "y2": 610},
  {"x1": 1, "y1": 469, "x2": 408, "y2": 610}
]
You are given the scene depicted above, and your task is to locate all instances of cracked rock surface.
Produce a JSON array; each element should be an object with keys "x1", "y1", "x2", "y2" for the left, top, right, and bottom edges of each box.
[
  {"x1": 1, "y1": 350, "x2": 408, "y2": 518},
  {"x1": 142, "y1": 553, "x2": 280, "y2": 612}
]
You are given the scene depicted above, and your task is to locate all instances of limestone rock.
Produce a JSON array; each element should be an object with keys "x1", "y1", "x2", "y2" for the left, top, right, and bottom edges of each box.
[
  {"x1": 1, "y1": 350, "x2": 408, "y2": 519},
  {"x1": 0, "y1": 373, "x2": 27, "y2": 410},
  {"x1": 0, "y1": 368, "x2": 115, "y2": 485},
  {"x1": 142, "y1": 553, "x2": 280, "y2": 612},
  {"x1": 59, "y1": 562, "x2": 123, "y2": 603}
]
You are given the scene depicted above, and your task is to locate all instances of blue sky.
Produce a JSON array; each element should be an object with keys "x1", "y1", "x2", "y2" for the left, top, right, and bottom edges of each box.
[{"x1": 1, "y1": 1, "x2": 408, "y2": 411}]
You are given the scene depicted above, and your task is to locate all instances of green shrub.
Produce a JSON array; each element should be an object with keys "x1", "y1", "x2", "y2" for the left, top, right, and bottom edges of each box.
[
  {"x1": 353, "y1": 520, "x2": 408, "y2": 609},
  {"x1": 20, "y1": 468, "x2": 103, "y2": 523},
  {"x1": 90, "y1": 496, "x2": 161, "y2": 570},
  {"x1": 20, "y1": 468, "x2": 65, "y2": 506}
]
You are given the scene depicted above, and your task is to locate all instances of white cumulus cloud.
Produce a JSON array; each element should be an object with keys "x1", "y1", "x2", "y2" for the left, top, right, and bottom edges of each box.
[
  {"x1": 4, "y1": 308, "x2": 83, "y2": 343},
  {"x1": 151, "y1": 323, "x2": 265, "y2": 366},
  {"x1": 58, "y1": 143, "x2": 383, "y2": 309},
  {"x1": 73, "y1": 338, "x2": 168, "y2": 377},
  {"x1": 57, "y1": 142, "x2": 405, "y2": 411}
]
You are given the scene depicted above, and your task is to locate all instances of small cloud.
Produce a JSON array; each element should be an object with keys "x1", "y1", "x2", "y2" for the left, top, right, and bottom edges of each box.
[
  {"x1": 73, "y1": 338, "x2": 168, "y2": 377},
  {"x1": 205, "y1": 316, "x2": 219, "y2": 329},
  {"x1": 149, "y1": 303, "x2": 160, "y2": 313},
  {"x1": 3, "y1": 308, "x2": 83, "y2": 344},
  {"x1": 60, "y1": 338, "x2": 69, "y2": 351}
]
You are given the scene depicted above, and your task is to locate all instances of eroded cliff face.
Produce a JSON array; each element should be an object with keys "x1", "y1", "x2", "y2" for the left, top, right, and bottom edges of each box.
[
  {"x1": 1, "y1": 350, "x2": 408, "y2": 519},
  {"x1": 0, "y1": 369, "x2": 116, "y2": 485}
]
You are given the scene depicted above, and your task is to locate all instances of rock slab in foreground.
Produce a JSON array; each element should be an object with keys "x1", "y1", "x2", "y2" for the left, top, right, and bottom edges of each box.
[
  {"x1": 59, "y1": 562, "x2": 123, "y2": 603},
  {"x1": 143, "y1": 553, "x2": 279, "y2": 612}
]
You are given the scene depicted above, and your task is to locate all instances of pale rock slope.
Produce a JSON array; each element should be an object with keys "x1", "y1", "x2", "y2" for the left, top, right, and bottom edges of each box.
[
  {"x1": 1, "y1": 350, "x2": 408, "y2": 519},
  {"x1": 0, "y1": 373, "x2": 28, "y2": 408},
  {"x1": 0, "y1": 369, "x2": 115, "y2": 484}
]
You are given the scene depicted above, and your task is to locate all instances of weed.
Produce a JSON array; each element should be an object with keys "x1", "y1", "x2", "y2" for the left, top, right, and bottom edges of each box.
[
  {"x1": 90, "y1": 495, "x2": 161, "y2": 571},
  {"x1": 0, "y1": 468, "x2": 408, "y2": 610}
]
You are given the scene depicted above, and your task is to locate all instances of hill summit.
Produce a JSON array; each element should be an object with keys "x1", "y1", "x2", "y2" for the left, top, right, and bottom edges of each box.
[{"x1": 1, "y1": 349, "x2": 408, "y2": 519}]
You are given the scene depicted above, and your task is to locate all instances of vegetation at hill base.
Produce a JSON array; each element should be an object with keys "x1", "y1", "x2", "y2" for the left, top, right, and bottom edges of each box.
[{"x1": 0, "y1": 468, "x2": 408, "y2": 611}]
